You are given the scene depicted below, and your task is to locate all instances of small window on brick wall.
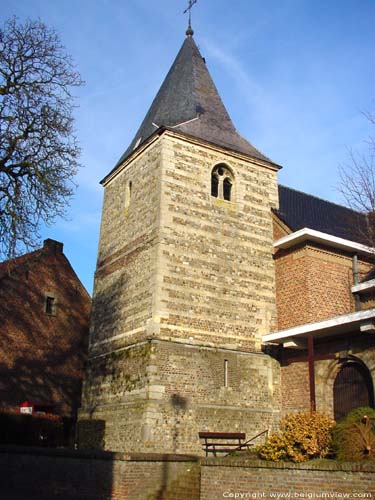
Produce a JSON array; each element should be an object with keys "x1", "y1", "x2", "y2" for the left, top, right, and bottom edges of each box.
[
  {"x1": 45, "y1": 294, "x2": 56, "y2": 315},
  {"x1": 125, "y1": 180, "x2": 132, "y2": 215},
  {"x1": 211, "y1": 164, "x2": 234, "y2": 202},
  {"x1": 224, "y1": 359, "x2": 229, "y2": 387}
]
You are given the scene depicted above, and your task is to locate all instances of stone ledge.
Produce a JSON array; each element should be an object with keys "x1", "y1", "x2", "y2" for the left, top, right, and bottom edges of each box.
[
  {"x1": 2, "y1": 446, "x2": 374, "y2": 472},
  {"x1": 201, "y1": 456, "x2": 375, "y2": 472},
  {"x1": 0, "y1": 445, "x2": 200, "y2": 463}
]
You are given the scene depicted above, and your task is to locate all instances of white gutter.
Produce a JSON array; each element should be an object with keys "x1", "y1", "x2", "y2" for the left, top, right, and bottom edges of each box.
[
  {"x1": 262, "y1": 309, "x2": 375, "y2": 344},
  {"x1": 351, "y1": 279, "x2": 375, "y2": 294},
  {"x1": 274, "y1": 227, "x2": 373, "y2": 256}
]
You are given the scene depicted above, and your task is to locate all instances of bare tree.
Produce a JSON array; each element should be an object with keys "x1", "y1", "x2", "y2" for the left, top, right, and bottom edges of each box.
[
  {"x1": 337, "y1": 112, "x2": 375, "y2": 247},
  {"x1": 0, "y1": 17, "x2": 84, "y2": 258}
]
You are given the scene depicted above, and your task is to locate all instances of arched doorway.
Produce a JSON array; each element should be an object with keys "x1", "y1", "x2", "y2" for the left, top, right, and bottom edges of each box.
[{"x1": 333, "y1": 359, "x2": 375, "y2": 421}]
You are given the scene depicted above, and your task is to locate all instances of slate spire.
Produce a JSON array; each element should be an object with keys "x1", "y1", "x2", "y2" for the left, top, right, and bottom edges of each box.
[{"x1": 115, "y1": 34, "x2": 271, "y2": 167}]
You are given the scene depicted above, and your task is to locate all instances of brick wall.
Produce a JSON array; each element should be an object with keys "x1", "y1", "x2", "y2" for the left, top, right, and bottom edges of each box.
[
  {"x1": 200, "y1": 458, "x2": 375, "y2": 500},
  {"x1": 280, "y1": 361, "x2": 310, "y2": 413},
  {"x1": 279, "y1": 335, "x2": 375, "y2": 418},
  {"x1": 272, "y1": 216, "x2": 375, "y2": 418},
  {"x1": 0, "y1": 447, "x2": 200, "y2": 500},
  {"x1": 274, "y1": 243, "x2": 371, "y2": 330},
  {"x1": 1, "y1": 448, "x2": 375, "y2": 500},
  {"x1": 0, "y1": 240, "x2": 91, "y2": 417}
]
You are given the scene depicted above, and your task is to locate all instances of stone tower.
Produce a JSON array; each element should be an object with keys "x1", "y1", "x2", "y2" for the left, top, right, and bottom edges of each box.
[{"x1": 80, "y1": 29, "x2": 282, "y2": 454}]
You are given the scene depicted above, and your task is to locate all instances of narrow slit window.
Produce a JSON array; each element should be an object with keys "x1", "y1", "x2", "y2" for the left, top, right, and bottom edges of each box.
[
  {"x1": 224, "y1": 359, "x2": 229, "y2": 387},
  {"x1": 125, "y1": 180, "x2": 132, "y2": 213},
  {"x1": 45, "y1": 296, "x2": 56, "y2": 315}
]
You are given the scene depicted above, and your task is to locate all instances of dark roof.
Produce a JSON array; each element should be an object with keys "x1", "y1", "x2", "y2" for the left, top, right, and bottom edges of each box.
[
  {"x1": 114, "y1": 35, "x2": 272, "y2": 169},
  {"x1": 275, "y1": 185, "x2": 369, "y2": 245}
]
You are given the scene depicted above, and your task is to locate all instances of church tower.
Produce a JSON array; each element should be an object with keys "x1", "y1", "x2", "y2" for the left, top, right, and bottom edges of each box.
[{"x1": 80, "y1": 27, "x2": 282, "y2": 453}]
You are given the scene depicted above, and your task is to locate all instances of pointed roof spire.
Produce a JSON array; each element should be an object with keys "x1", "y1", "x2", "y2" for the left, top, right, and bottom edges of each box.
[{"x1": 114, "y1": 35, "x2": 272, "y2": 168}]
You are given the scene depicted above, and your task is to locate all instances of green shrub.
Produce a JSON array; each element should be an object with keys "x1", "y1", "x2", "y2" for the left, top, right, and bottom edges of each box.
[
  {"x1": 333, "y1": 407, "x2": 375, "y2": 461},
  {"x1": 258, "y1": 412, "x2": 335, "y2": 462}
]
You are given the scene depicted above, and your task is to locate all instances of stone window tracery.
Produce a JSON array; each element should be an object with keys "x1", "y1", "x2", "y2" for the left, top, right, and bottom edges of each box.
[{"x1": 211, "y1": 164, "x2": 234, "y2": 201}]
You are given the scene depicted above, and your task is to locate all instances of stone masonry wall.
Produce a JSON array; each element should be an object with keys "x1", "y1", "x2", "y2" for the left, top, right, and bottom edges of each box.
[
  {"x1": 88, "y1": 141, "x2": 162, "y2": 352},
  {"x1": 80, "y1": 340, "x2": 281, "y2": 454},
  {"x1": 81, "y1": 133, "x2": 281, "y2": 454},
  {"x1": 156, "y1": 133, "x2": 279, "y2": 351},
  {"x1": 89, "y1": 133, "x2": 279, "y2": 355},
  {"x1": 83, "y1": 342, "x2": 152, "y2": 407}
]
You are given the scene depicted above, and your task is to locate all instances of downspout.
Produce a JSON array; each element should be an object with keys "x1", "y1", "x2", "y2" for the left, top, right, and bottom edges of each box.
[
  {"x1": 308, "y1": 335, "x2": 316, "y2": 413},
  {"x1": 353, "y1": 254, "x2": 361, "y2": 311}
]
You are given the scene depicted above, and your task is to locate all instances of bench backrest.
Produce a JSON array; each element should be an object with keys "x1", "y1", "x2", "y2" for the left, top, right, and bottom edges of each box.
[{"x1": 199, "y1": 432, "x2": 246, "y2": 440}]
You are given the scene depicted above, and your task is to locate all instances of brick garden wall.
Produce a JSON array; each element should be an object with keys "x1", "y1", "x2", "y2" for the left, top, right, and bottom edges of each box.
[
  {"x1": 1, "y1": 447, "x2": 375, "y2": 500},
  {"x1": 200, "y1": 458, "x2": 375, "y2": 500},
  {"x1": 0, "y1": 447, "x2": 200, "y2": 500}
]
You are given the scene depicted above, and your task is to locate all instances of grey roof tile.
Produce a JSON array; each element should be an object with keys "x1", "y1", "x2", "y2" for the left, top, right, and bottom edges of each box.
[
  {"x1": 114, "y1": 35, "x2": 273, "y2": 168},
  {"x1": 275, "y1": 185, "x2": 369, "y2": 245}
]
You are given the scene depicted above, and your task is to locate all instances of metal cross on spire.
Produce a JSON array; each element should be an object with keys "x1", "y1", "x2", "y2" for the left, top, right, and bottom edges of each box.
[{"x1": 184, "y1": 0, "x2": 198, "y2": 36}]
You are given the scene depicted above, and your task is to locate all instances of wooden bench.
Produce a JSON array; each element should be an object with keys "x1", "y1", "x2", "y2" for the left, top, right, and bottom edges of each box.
[{"x1": 199, "y1": 432, "x2": 247, "y2": 457}]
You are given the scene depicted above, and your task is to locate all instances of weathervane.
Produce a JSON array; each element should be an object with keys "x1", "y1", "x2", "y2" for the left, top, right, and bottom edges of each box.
[{"x1": 184, "y1": 0, "x2": 197, "y2": 36}]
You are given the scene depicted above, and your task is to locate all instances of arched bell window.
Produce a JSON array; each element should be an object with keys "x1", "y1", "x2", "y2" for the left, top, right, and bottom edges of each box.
[{"x1": 211, "y1": 164, "x2": 234, "y2": 202}]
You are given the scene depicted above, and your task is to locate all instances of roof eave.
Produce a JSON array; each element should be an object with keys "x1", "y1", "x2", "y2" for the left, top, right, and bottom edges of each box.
[
  {"x1": 100, "y1": 127, "x2": 167, "y2": 186},
  {"x1": 262, "y1": 308, "x2": 375, "y2": 345},
  {"x1": 274, "y1": 227, "x2": 374, "y2": 256},
  {"x1": 352, "y1": 279, "x2": 375, "y2": 294},
  {"x1": 101, "y1": 127, "x2": 282, "y2": 186},
  {"x1": 163, "y1": 128, "x2": 283, "y2": 171}
]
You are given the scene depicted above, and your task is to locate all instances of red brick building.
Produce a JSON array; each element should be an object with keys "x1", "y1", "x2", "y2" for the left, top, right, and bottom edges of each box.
[
  {"x1": 265, "y1": 185, "x2": 375, "y2": 420},
  {"x1": 0, "y1": 239, "x2": 91, "y2": 420}
]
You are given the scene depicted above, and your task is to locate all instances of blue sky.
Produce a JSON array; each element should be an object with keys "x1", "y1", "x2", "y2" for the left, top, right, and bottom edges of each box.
[{"x1": 2, "y1": 0, "x2": 374, "y2": 294}]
